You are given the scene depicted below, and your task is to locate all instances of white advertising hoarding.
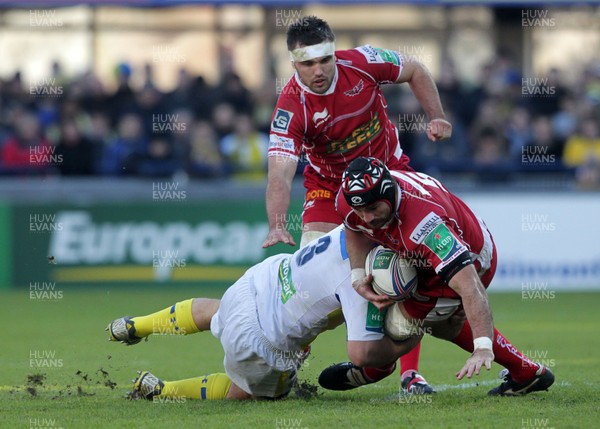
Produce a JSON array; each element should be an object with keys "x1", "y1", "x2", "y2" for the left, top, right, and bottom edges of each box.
[{"x1": 461, "y1": 192, "x2": 600, "y2": 291}]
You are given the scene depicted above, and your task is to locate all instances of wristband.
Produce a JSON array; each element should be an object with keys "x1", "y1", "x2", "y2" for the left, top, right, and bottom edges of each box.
[
  {"x1": 473, "y1": 336, "x2": 493, "y2": 351},
  {"x1": 351, "y1": 268, "x2": 366, "y2": 287}
]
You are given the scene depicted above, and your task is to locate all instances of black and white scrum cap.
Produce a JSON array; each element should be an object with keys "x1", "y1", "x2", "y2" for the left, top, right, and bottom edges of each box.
[{"x1": 341, "y1": 157, "x2": 397, "y2": 209}]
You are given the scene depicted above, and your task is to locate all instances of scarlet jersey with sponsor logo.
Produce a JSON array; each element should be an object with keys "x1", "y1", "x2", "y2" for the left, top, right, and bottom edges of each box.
[
  {"x1": 269, "y1": 45, "x2": 408, "y2": 181},
  {"x1": 337, "y1": 170, "x2": 494, "y2": 300}
]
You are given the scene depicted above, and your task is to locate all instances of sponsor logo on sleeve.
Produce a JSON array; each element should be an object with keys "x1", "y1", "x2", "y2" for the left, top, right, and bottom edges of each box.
[
  {"x1": 356, "y1": 45, "x2": 384, "y2": 64},
  {"x1": 272, "y1": 108, "x2": 293, "y2": 134},
  {"x1": 424, "y1": 223, "x2": 455, "y2": 260},
  {"x1": 410, "y1": 212, "x2": 442, "y2": 244},
  {"x1": 423, "y1": 223, "x2": 468, "y2": 272},
  {"x1": 374, "y1": 48, "x2": 401, "y2": 66},
  {"x1": 269, "y1": 134, "x2": 295, "y2": 152}
]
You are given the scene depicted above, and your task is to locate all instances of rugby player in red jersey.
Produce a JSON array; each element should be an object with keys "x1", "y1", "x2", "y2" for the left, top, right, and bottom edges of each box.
[
  {"x1": 263, "y1": 16, "x2": 451, "y2": 393},
  {"x1": 318, "y1": 157, "x2": 554, "y2": 396}
]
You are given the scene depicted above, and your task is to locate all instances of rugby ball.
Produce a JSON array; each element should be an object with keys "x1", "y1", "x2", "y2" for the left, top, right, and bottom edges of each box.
[{"x1": 365, "y1": 246, "x2": 417, "y2": 301}]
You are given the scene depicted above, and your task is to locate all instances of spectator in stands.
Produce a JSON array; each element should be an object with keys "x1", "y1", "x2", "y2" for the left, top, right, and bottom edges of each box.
[
  {"x1": 107, "y1": 63, "x2": 136, "y2": 125},
  {"x1": 186, "y1": 120, "x2": 225, "y2": 178},
  {"x1": 86, "y1": 111, "x2": 113, "y2": 147},
  {"x1": 55, "y1": 120, "x2": 95, "y2": 175},
  {"x1": 524, "y1": 116, "x2": 565, "y2": 170},
  {"x1": 164, "y1": 68, "x2": 194, "y2": 113},
  {"x1": 0, "y1": 111, "x2": 52, "y2": 175},
  {"x1": 79, "y1": 70, "x2": 109, "y2": 115},
  {"x1": 436, "y1": 59, "x2": 463, "y2": 115},
  {"x1": 123, "y1": 135, "x2": 179, "y2": 178},
  {"x1": 472, "y1": 126, "x2": 512, "y2": 181},
  {"x1": 582, "y1": 63, "x2": 600, "y2": 104},
  {"x1": 220, "y1": 113, "x2": 268, "y2": 181},
  {"x1": 410, "y1": 109, "x2": 469, "y2": 175},
  {"x1": 142, "y1": 63, "x2": 156, "y2": 91},
  {"x1": 563, "y1": 117, "x2": 600, "y2": 167},
  {"x1": 3, "y1": 71, "x2": 26, "y2": 104},
  {"x1": 563, "y1": 117, "x2": 600, "y2": 187},
  {"x1": 251, "y1": 84, "x2": 278, "y2": 134},
  {"x1": 552, "y1": 95, "x2": 578, "y2": 141},
  {"x1": 98, "y1": 113, "x2": 147, "y2": 175},
  {"x1": 468, "y1": 98, "x2": 505, "y2": 147},
  {"x1": 135, "y1": 86, "x2": 166, "y2": 137},
  {"x1": 164, "y1": 108, "x2": 194, "y2": 166},
  {"x1": 212, "y1": 102, "x2": 236, "y2": 140},
  {"x1": 218, "y1": 72, "x2": 253, "y2": 114},
  {"x1": 50, "y1": 61, "x2": 68, "y2": 88},
  {"x1": 35, "y1": 97, "x2": 61, "y2": 131},
  {"x1": 526, "y1": 68, "x2": 568, "y2": 117},
  {"x1": 505, "y1": 106, "x2": 532, "y2": 160},
  {"x1": 190, "y1": 75, "x2": 220, "y2": 121},
  {"x1": 0, "y1": 80, "x2": 7, "y2": 143},
  {"x1": 57, "y1": 99, "x2": 90, "y2": 136}
]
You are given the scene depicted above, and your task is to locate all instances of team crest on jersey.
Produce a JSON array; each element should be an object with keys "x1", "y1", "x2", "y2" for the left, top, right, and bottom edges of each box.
[
  {"x1": 312, "y1": 108, "x2": 331, "y2": 127},
  {"x1": 272, "y1": 108, "x2": 293, "y2": 134},
  {"x1": 344, "y1": 79, "x2": 364, "y2": 97}
]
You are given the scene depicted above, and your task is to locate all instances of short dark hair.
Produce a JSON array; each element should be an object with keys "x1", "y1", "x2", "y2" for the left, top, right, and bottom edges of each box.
[{"x1": 286, "y1": 16, "x2": 335, "y2": 51}]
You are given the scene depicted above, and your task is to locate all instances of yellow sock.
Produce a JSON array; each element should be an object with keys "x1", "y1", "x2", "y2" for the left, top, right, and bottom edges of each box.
[
  {"x1": 159, "y1": 374, "x2": 232, "y2": 400},
  {"x1": 131, "y1": 299, "x2": 200, "y2": 337}
]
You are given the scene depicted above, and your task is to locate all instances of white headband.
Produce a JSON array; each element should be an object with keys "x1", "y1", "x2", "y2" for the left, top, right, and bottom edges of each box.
[{"x1": 289, "y1": 41, "x2": 335, "y2": 62}]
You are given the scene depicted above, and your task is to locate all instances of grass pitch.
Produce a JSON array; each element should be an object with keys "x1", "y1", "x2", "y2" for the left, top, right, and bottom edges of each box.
[{"x1": 2, "y1": 287, "x2": 599, "y2": 429}]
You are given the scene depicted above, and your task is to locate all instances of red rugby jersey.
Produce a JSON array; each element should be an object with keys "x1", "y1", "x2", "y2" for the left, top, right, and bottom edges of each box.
[
  {"x1": 336, "y1": 170, "x2": 488, "y2": 285},
  {"x1": 269, "y1": 45, "x2": 408, "y2": 180}
]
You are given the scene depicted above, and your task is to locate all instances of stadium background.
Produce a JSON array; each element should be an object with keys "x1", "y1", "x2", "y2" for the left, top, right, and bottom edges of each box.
[{"x1": 1, "y1": 0, "x2": 599, "y2": 292}]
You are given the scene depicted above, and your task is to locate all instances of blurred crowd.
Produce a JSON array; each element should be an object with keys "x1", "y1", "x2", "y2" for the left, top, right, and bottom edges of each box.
[
  {"x1": 1, "y1": 52, "x2": 600, "y2": 187},
  {"x1": 392, "y1": 53, "x2": 600, "y2": 187}
]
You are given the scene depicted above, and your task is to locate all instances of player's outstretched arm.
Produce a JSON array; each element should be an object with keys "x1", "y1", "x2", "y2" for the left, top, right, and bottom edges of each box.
[
  {"x1": 263, "y1": 156, "x2": 298, "y2": 248},
  {"x1": 396, "y1": 59, "x2": 452, "y2": 141},
  {"x1": 448, "y1": 265, "x2": 495, "y2": 380}
]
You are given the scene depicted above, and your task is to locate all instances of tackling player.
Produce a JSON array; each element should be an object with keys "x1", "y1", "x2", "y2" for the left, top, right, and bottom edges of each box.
[
  {"x1": 106, "y1": 226, "x2": 418, "y2": 401},
  {"x1": 263, "y1": 15, "x2": 452, "y2": 394},
  {"x1": 318, "y1": 157, "x2": 554, "y2": 396}
]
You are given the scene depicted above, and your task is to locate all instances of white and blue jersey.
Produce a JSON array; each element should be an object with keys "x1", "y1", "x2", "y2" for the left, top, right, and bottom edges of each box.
[{"x1": 251, "y1": 225, "x2": 385, "y2": 352}]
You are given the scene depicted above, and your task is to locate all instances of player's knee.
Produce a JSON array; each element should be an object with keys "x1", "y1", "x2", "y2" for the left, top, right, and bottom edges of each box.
[
  {"x1": 191, "y1": 298, "x2": 220, "y2": 331},
  {"x1": 225, "y1": 383, "x2": 252, "y2": 400}
]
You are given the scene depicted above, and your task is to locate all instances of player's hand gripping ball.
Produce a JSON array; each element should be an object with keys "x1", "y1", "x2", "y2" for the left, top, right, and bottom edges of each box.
[{"x1": 365, "y1": 246, "x2": 417, "y2": 301}]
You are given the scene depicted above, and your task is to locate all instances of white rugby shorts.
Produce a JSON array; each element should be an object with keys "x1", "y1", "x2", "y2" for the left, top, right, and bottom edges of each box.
[{"x1": 210, "y1": 267, "x2": 305, "y2": 398}]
